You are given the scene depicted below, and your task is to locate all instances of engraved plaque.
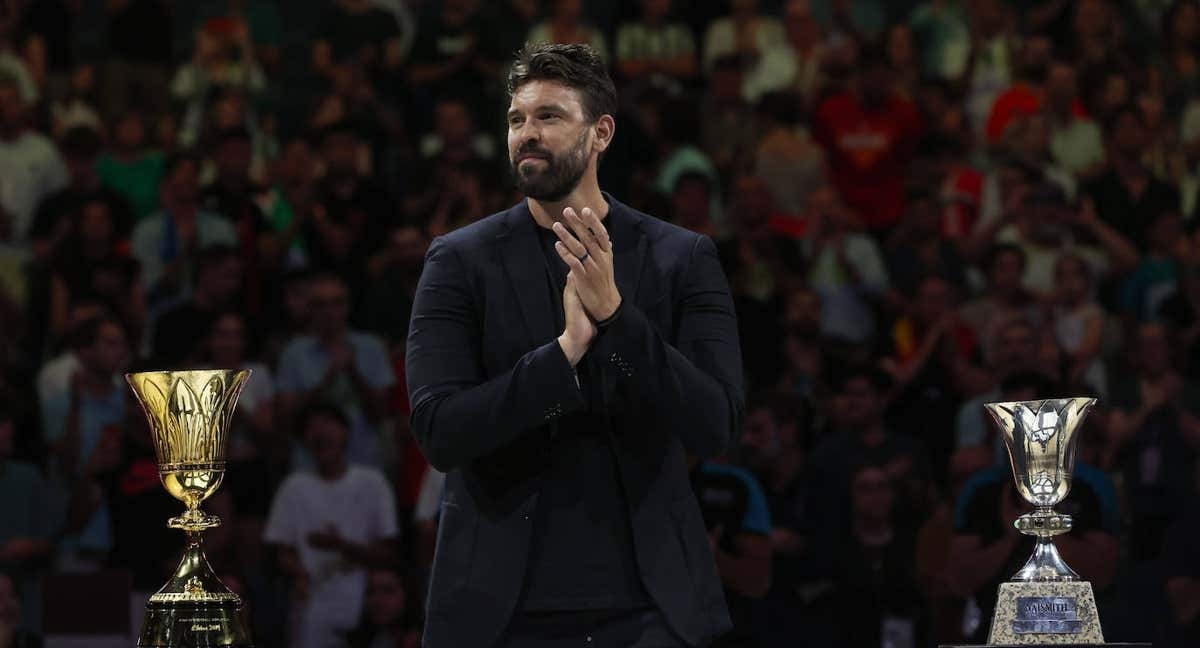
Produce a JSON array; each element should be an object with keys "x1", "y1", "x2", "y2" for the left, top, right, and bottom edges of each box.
[{"x1": 1013, "y1": 596, "x2": 1083, "y2": 634}]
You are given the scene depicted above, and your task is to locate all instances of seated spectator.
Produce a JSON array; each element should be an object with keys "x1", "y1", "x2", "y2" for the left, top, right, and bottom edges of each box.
[
  {"x1": 753, "y1": 91, "x2": 825, "y2": 218},
  {"x1": 132, "y1": 152, "x2": 237, "y2": 310},
  {"x1": 173, "y1": 20, "x2": 267, "y2": 150},
  {"x1": 667, "y1": 172, "x2": 718, "y2": 238},
  {"x1": 884, "y1": 188, "x2": 967, "y2": 296},
  {"x1": 46, "y1": 196, "x2": 144, "y2": 345},
  {"x1": 1120, "y1": 210, "x2": 1188, "y2": 322},
  {"x1": 201, "y1": 126, "x2": 274, "y2": 317},
  {"x1": 0, "y1": 72, "x2": 67, "y2": 242},
  {"x1": 150, "y1": 245, "x2": 243, "y2": 367},
  {"x1": 312, "y1": 0, "x2": 404, "y2": 93},
  {"x1": 832, "y1": 462, "x2": 929, "y2": 648},
  {"x1": 952, "y1": 324, "x2": 1046, "y2": 470},
  {"x1": 96, "y1": 111, "x2": 166, "y2": 221},
  {"x1": 774, "y1": 284, "x2": 824, "y2": 404},
  {"x1": 0, "y1": 408, "x2": 53, "y2": 634},
  {"x1": 264, "y1": 403, "x2": 400, "y2": 648},
  {"x1": 1045, "y1": 60, "x2": 1105, "y2": 178},
  {"x1": 28, "y1": 126, "x2": 135, "y2": 264},
  {"x1": 39, "y1": 316, "x2": 130, "y2": 572},
  {"x1": 688, "y1": 452, "x2": 772, "y2": 646},
  {"x1": 1082, "y1": 104, "x2": 1181, "y2": 250},
  {"x1": 802, "y1": 186, "x2": 888, "y2": 345},
  {"x1": 699, "y1": 56, "x2": 758, "y2": 180},
  {"x1": 812, "y1": 43, "x2": 922, "y2": 233},
  {"x1": 958, "y1": 243, "x2": 1040, "y2": 350},
  {"x1": 1106, "y1": 322, "x2": 1200, "y2": 563},
  {"x1": 615, "y1": 0, "x2": 697, "y2": 83},
  {"x1": 805, "y1": 366, "x2": 932, "y2": 552},
  {"x1": 702, "y1": 0, "x2": 789, "y2": 103},
  {"x1": 347, "y1": 566, "x2": 422, "y2": 648},
  {"x1": 1162, "y1": 485, "x2": 1200, "y2": 646},
  {"x1": 527, "y1": 0, "x2": 609, "y2": 62},
  {"x1": 276, "y1": 273, "x2": 395, "y2": 469},
  {"x1": 1049, "y1": 253, "x2": 1107, "y2": 397}
]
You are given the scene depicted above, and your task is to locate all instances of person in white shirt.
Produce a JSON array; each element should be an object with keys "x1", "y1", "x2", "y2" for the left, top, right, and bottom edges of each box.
[
  {"x1": 264, "y1": 403, "x2": 400, "y2": 648},
  {"x1": 0, "y1": 73, "x2": 68, "y2": 242}
]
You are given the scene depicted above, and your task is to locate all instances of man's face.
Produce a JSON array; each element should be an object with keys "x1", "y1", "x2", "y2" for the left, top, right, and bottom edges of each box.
[
  {"x1": 1112, "y1": 113, "x2": 1146, "y2": 158},
  {"x1": 216, "y1": 138, "x2": 253, "y2": 181},
  {"x1": 507, "y1": 80, "x2": 595, "y2": 202},
  {"x1": 784, "y1": 288, "x2": 821, "y2": 335},
  {"x1": 83, "y1": 322, "x2": 130, "y2": 375},
  {"x1": 168, "y1": 160, "x2": 200, "y2": 205},
  {"x1": 209, "y1": 314, "x2": 246, "y2": 361},
  {"x1": 323, "y1": 132, "x2": 360, "y2": 178},
  {"x1": 739, "y1": 408, "x2": 780, "y2": 470},
  {"x1": 310, "y1": 279, "x2": 349, "y2": 334},
  {"x1": 435, "y1": 100, "x2": 474, "y2": 147},
  {"x1": 990, "y1": 250, "x2": 1025, "y2": 296},
  {"x1": 304, "y1": 414, "x2": 348, "y2": 468},
  {"x1": 851, "y1": 467, "x2": 894, "y2": 521},
  {"x1": 914, "y1": 278, "x2": 952, "y2": 326},
  {"x1": 993, "y1": 322, "x2": 1037, "y2": 371},
  {"x1": 203, "y1": 258, "x2": 243, "y2": 303},
  {"x1": 835, "y1": 377, "x2": 880, "y2": 429},
  {"x1": 671, "y1": 177, "x2": 710, "y2": 227},
  {"x1": 1139, "y1": 323, "x2": 1171, "y2": 374},
  {"x1": 1046, "y1": 64, "x2": 1076, "y2": 113},
  {"x1": 366, "y1": 571, "x2": 407, "y2": 627}
]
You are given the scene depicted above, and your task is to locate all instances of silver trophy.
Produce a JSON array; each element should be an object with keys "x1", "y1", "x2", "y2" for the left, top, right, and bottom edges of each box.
[{"x1": 983, "y1": 398, "x2": 1104, "y2": 645}]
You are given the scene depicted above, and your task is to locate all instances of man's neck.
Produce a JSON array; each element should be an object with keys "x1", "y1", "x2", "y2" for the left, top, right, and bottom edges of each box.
[
  {"x1": 317, "y1": 329, "x2": 347, "y2": 346},
  {"x1": 854, "y1": 517, "x2": 893, "y2": 546},
  {"x1": 527, "y1": 178, "x2": 609, "y2": 231},
  {"x1": 858, "y1": 423, "x2": 887, "y2": 447},
  {"x1": 318, "y1": 460, "x2": 349, "y2": 481}
]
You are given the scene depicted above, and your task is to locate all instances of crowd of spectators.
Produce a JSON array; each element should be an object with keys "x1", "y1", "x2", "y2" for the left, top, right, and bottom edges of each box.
[{"x1": 3, "y1": 0, "x2": 1200, "y2": 646}]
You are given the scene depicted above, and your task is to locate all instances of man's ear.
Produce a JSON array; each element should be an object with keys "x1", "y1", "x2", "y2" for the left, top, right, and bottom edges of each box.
[{"x1": 592, "y1": 114, "x2": 615, "y2": 155}]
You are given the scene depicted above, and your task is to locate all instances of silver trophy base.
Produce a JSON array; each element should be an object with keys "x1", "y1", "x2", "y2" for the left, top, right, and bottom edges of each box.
[{"x1": 988, "y1": 581, "x2": 1104, "y2": 645}]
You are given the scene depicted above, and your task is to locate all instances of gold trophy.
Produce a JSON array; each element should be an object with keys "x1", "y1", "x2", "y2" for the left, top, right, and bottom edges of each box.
[
  {"x1": 983, "y1": 398, "x2": 1102, "y2": 645},
  {"x1": 126, "y1": 369, "x2": 253, "y2": 647}
]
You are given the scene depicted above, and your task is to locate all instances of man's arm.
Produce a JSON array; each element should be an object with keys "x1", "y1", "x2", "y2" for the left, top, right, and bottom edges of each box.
[
  {"x1": 580, "y1": 230, "x2": 744, "y2": 458},
  {"x1": 946, "y1": 533, "x2": 1021, "y2": 597},
  {"x1": 406, "y1": 238, "x2": 587, "y2": 472},
  {"x1": 713, "y1": 533, "x2": 772, "y2": 598}
]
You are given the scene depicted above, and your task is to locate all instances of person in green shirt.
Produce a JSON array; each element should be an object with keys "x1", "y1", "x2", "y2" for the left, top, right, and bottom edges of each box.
[{"x1": 96, "y1": 112, "x2": 166, "y2": 221}]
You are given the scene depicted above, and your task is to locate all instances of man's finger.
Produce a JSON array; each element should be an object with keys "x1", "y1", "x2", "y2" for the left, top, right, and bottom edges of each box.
[
  {"x1": 563, "y1": 207, "x2": 603, "y2": 259},
  {"x1": 554, "y1": 240, "x2": 587, "y2": 274},
  {"x1": 552, "y1": 221, "x2": 589, "y2": 260},
  {"x1": 580, "y1": 207, "x2": 611, "y2": 253}
]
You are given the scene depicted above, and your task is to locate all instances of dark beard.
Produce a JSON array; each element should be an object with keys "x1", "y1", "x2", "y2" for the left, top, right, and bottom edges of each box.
[{"x1": 510, "y1": 130, "x2": 590, "y2": 201}]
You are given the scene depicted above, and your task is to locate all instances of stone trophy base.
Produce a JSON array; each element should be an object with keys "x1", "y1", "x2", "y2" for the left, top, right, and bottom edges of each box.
[
  {"x1": 987, "y1": 581, "x2": 1102, "y2": 644},
  {"x1": 138, "y1": 599, "x2": 253, "y2": 647}
]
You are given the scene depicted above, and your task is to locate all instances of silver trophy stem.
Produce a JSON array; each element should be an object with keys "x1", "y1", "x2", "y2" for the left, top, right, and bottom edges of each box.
[{"x1": 1013, "y1": 536, "x2": 1080, "y2": 582}]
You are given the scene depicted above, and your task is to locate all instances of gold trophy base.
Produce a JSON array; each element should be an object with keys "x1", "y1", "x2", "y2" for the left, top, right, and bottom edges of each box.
[
  {"x1": 138, "y1": 532, "x2": 253, "y2": 647},
  {"x1": 988, "y1": 581, "x2": 1104, "y2": 645}
]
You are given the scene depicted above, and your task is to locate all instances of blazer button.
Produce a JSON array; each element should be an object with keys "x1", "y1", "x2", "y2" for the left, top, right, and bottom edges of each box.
[{"x1": 523, "y1": 512, "x2": 531, "y2": 521}]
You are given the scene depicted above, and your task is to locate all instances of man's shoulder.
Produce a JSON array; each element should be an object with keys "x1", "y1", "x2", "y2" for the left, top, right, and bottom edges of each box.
[{"x1": 430, "y1": 203, "x2": 520, "y2": 252}]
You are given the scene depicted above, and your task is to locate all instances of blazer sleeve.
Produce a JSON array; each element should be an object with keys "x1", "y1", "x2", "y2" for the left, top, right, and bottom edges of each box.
[
  {"x1": 592, "y1": 233, "x2": 744, "y2": 457},
  {"x1": 405, "y1": 237, "x2": 585, "y2": 472}
]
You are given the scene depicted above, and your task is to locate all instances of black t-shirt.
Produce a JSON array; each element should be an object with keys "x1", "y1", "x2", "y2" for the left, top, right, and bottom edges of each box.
[
  {"x1": 150, "y1": 301, "x2": 221, "y2": 368},
  {"x1": 518, "y1": 223, "x2": 650, "y2": 612},
  {"x1": 832, "y1": 528, "x2": 927, "y2": 648},
  {"x1": 105, "y1": 438, "x2": 183, "y2": 590},
  {"x1": 1082, "y1": 170, "x2": 1180, "y2": 249},
  {"x1": 955, "y1": 465, "x2": 1115, "y2": 644},
  {"x1": 303, "y1": 178, "x2": 396, "y2": 290}
]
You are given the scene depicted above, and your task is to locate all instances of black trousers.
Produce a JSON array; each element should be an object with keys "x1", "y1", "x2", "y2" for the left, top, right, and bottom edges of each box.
[{"x1": 497, "y1": 605, "x2": 697, "y2": 648}]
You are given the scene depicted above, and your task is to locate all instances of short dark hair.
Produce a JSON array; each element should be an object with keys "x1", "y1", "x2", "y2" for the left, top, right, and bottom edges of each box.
[
  {"x1": 299, "y1": 401, "x2": 352, "y2": 433},
  {"x1": 71, "y1": 315, "x2": 123, "y2": 351},
  {"x1": 507, "y1": 42, "x2": 617, "y2": 123},
  {"x1": 194, "y1": 244, "x2": 239, "y2": 278},
  {"x1": 61, "y1": 126, "x2": 103, "y2": 159},
  {"x1": 164, "y1": 150, "x2": 201, "y2": 177}
]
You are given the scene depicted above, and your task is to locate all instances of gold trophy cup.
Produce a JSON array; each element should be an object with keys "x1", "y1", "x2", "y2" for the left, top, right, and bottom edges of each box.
[
  {"x1": 126, "y1": 369, "x2": 253, "y2": 647},
  {"x1": 983, "y1": 397, "x2": 1103, "y2": 645}
]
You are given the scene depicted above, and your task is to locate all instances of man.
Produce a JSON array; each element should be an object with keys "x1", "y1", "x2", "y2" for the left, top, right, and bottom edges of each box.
[
  {"x1": 812, "y1": 42, "x2": 922, "y2": 233},
  {"x1": 264, "y1": 403, "x2": 399, "y2": 648},
  {"x1": 150, "y1": 245, "x2": 243, "y2": 367},
  {"x1": 276, "y1": 273, "x2": 394, "y2": 469},
  {"x1": 406, "y1": 43, "x2": 743, "y2": 647},
  {"x1": 39, "y1": 316, "x2": 130, "y2": 571},
  {"x1": 0, "y1": 72, "x2": 67, "y2": 242},
  {"x1": 0, "y1": 408, "x2": 53, "y2": 633},
  {"x1": 131, "y1": 152, "x2": 237, "y2": 308}
]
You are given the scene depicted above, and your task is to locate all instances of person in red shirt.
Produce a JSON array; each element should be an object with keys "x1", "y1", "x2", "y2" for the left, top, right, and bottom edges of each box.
[{"x1": 813, "y1": 43, "x2": 922, "y2": 233}]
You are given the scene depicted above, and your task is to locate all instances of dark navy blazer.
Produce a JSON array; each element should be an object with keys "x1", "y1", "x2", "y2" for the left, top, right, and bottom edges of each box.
[{"x1": 405, "y1": 193, "x2": 745, "y2": 647}]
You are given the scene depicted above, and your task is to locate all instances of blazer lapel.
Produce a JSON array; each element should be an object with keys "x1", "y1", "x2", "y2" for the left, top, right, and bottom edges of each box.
[
  {"x1": 497, "y1": 195, "x2": 647, "y2": 350},
  {"x1": 605, "y1": 193, "x2": 646, "y2": 310},
  {"x1": 498, "y1": 201, "x2": 556, "y2": 348}
]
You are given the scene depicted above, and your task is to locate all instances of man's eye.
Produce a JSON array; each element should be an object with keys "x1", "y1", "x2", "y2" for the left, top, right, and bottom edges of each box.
[{"x1": 540, "y1": 114, "x2": 558, "y2": 121}]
